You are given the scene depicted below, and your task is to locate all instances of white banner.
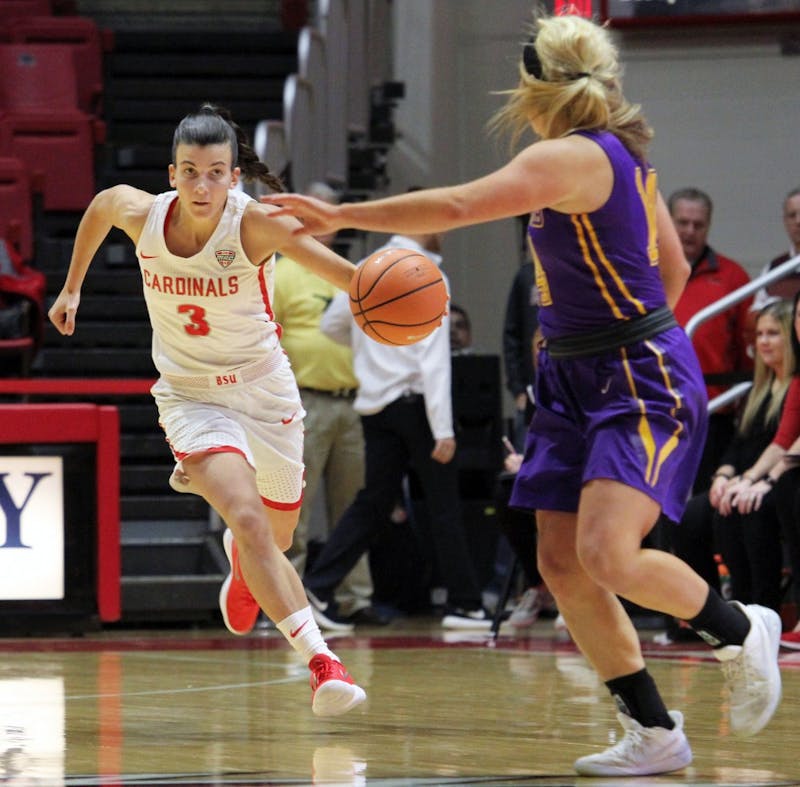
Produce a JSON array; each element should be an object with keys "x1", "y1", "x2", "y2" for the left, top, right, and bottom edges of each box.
[{"x1": 0, "y1": 457, "x2": 64, "y2": 600}]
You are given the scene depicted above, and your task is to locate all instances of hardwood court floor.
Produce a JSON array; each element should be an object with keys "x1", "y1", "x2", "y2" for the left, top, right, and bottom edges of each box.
[{"x1": 0, "y1": 615, "x2": 798, "y2": 786}]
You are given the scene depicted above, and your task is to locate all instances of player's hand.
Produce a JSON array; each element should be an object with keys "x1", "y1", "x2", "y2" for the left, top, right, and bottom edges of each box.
[
  {"x1": 260, "y1": 193, "x2": 342, "y2": 237},
  {"x1": 48, "y1": 289, "x2": 80, "y2": 336},
  {"x1": 431, "y1": 437, "x2": 456, "y2": 464}
]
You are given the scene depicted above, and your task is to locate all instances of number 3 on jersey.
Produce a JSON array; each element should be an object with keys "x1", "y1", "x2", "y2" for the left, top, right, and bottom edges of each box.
[{"x1": 178, "y1": 303, "x2": 210, "y2": 336}]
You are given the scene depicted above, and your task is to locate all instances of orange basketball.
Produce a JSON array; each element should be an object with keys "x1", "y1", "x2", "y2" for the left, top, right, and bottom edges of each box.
[{"x1": 349, "y1": 247, "x2": 449, "y2": 345}]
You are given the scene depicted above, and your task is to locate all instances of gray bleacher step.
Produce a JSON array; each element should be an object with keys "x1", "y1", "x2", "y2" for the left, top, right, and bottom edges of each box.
[
  {"x1": 111, "y1": 76, "x2": 284, "y2": 103},
  {"x1": 120, "y1": 576, "x2": 224, "y2": 618},
  {"x1": 70, "y1": 297, "x2": 147, "y2": 321},
  {"x1": 103, "y1": 242, "x2": 139, "y2": 267},
  {"x1": 122, "y1": 518, "x2": 214, "y2": 538},
  {"x1": 87, "y1": 271, "x2": 143, "y2": 295},
  {"x1": 122, "y1": 535, "x2": 224, "y2": 574},
  {"x1": 114, "y1": 144, "x2": 170, "y2": 170},
  {"x1": 109, "y1": 29, "x2": 295, "y2": 54},
  {"x1": 122, "y1": 463, "x2": 178, "y2": 492},
  {"x1": 99, "y1": 168, "x2": 173, "y2": 194},
  {"x1": 117, "y1": 402, "x2": 160, "y2": 431},
  {"x1": 109, "y1": 97, "x2": 280, "y2": 125},
  {"x1": 109, "y1": 51, "x2": 295, "y2": 79},
  {"x1": 120, "y1": 434, "x2": 171, "y2": 460},
  {"x1": 121, "y1": 494, "x2": 209, "y2": 521},
  {"x1": 37, "y1": 348, "x2": 157, "y2": 376},
  {"x1": 44, "y1": 321, "x2": 151, "y2": 348},
  {"x1": 120, "y1": 530, "x2": 226, "y2": 618}
]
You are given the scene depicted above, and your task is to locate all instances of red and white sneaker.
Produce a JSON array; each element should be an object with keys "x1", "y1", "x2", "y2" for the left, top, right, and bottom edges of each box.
[
  {"x1": 780, "y1": 630, "x2": 800, "y2": 650},
  {"x1": 219, "y1": 528, "x2": 260, "y2": 636},
  {"x1": 309, "y1": 654, "x2": 366, "y2": 717}
]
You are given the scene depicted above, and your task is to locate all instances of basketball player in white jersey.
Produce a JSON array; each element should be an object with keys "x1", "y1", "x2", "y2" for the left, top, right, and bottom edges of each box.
[{"x1": 48, "y1": 104, "x2": 366, "y2": 717}]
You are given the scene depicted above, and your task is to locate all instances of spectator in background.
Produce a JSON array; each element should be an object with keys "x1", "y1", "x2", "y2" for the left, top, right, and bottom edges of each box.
[
  {"x1": 449, "y1": 303, "x2": 474, "y2": 355},
  {"x1": 494, "y1": 326, "x2": 556, "y2": 630},
  {"x1": 483, "y1": 250, "x2": 540, "y2": 621},
  {"x1": 305, "y1": 227, "x2": 490, "y2": 631},
  {"x1": 712, "y1": 300, "x2": 798, "y2": 613},
  {"x1": 752, "y1": 186, "x2": 800, "y2": 312},
  {"x1": 272, "y1": 181, "x2": 375, "y2": 625},
  {"x1": 671, "y1": 300, "x2": 796, "y2": 626},
  {"x1": 502, "y1": 258, "x2": 539, "y2": 450},
  {"x1": 669, "y1": 187, "x2": 753, "y2": 492}
]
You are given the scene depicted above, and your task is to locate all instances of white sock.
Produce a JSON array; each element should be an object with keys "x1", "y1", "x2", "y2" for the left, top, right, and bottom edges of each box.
[{"x1": 276, "y1": 606, "x2": 337, "y2": 663}]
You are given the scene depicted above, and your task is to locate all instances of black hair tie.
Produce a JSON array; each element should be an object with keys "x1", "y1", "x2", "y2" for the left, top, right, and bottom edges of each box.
[
  {"x1": 523, "y1": 37, "x2": 590, "y2": 81},
  {"x1": 523, "y1": 36, "x2": 543, "y2": 79}
]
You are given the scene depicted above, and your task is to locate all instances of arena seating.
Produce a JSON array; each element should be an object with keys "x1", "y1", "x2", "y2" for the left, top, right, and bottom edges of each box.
[
  {"x1": 0, "y1": 155, "x2": 35, "y2": 263},
  {"x1": 0, "y1": 0, "x2": 52, "y2": 25},
  {"x1": 8, "y1": 15, "x2": 111, "y2": 116},
  {"x1": 0, "y1": 43, "x2": 105, "y2": 211}
]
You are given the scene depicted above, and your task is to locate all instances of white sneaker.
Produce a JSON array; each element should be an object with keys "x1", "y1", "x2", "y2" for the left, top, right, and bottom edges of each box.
[
  {"x1": 508, "y1": 587, "x2": 543, "y2": 628},
  {"x1": 441, "y1": 607, "x2": 492, "y2": 630},
  {"x1": 573, "y1": 710, "x2": 692, "y2": 776},
  {"x1": 713, "y1": 601, "x2": 782, "y2": 736},
  {"x1": 554, "y1": 612, "x2": 571, "y2": 641},
  {"x1": 306, "y1": 588, "x2": 354, "y2": 633}
]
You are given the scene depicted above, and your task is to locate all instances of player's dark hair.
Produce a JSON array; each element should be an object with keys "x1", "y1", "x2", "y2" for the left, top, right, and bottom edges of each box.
[{"x1": 172, "y1": 103, "x2": 284, "y2": 192}]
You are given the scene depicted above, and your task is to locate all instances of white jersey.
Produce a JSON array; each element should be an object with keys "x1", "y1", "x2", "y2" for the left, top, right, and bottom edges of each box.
[{"x1": 136, "y1": 189, "x2": 281, "y2": 376}]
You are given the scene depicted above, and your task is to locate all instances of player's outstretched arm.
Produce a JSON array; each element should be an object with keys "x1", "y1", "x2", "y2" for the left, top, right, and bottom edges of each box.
[
  {"x1": 261, "y1": 137, "x2": 597, "y2": 238},
  {"x1": 49, "y1": 185, "x2": 152, "y2": 336}
]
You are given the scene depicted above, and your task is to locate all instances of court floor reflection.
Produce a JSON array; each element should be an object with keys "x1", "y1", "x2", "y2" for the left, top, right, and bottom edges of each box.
[{"x1": 0, "y1": 620, "x2": 798, "y2": 786}]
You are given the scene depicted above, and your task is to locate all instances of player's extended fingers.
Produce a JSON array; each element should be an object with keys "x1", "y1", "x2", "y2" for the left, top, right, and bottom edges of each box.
[{"x1": 260, "y1": 194, "x2": 308, "y2": 209}]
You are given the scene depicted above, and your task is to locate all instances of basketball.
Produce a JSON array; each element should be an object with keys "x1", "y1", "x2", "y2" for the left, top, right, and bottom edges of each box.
[{"x1": 349, "y1": 247, "x2": 449, "y2": 346}]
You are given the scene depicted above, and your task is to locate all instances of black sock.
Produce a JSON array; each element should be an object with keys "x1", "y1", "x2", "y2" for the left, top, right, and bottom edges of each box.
[
  {"x1": 687, "y1": 587, "x2": 750, "y2": 648},
  {"x1": 605, "y1": 668, "x2": 674, "y2": 729}
]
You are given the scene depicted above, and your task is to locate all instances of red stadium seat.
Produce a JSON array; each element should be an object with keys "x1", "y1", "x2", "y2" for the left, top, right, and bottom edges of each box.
[
  {"x1": 8, "y1": 16, "x2": 110, "y2": 115},
  {"x1": 0, "y1": 1, "x2": 52, "y2": 24},
  {"x1": 0, "y1": 114, "x2": 98, "y2": 211},
  {"x1": 0, "y1": 236, "x2": 45, "y2": 377},
  {"x1": 0, "y1": 43, "x2": 79, "y2": 111},
  {"x1": 0, "y1": 156, "x2": 35, "y2": 262},
  {"x1": 0, "y1": 44, "x2": 103, "y2": 211}
]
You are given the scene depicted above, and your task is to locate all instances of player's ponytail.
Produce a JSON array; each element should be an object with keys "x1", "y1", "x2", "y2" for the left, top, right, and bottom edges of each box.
[{"x1": 489, "y1": 14, "x2": 652, "y2": 161}]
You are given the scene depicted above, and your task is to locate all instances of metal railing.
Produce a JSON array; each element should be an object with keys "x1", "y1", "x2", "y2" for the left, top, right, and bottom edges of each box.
[{"x1": 685, "y1": 252, "x2": 800, "y2": 414}]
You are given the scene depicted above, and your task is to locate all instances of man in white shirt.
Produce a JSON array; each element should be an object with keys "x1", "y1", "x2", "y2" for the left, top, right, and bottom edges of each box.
[{"x1": 304, "y1": 231, "x2": 490, "y2": 630}]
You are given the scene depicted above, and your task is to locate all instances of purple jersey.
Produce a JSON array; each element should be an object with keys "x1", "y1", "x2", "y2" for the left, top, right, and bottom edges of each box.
[
  {"x1": 513, "y1": 130, "x2": 707, "y2": 521},
  {"x1": 529, "y1": 130, "x2": 664, "y2": 338}
]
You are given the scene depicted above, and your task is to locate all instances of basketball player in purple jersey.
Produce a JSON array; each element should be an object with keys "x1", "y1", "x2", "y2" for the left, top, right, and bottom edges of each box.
[{"x1": 263, "y1": 12, "x2": 782, "y2": 776}]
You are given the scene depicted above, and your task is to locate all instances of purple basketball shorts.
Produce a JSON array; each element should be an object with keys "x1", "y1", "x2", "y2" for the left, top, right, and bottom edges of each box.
[{"x1": 509, "y1": 326, "x2": 708, "y2": 523}]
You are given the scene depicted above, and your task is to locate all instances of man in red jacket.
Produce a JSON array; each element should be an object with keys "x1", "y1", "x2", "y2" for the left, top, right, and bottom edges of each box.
[{"x1": 669, "y1": 188, "x2": 753, "y2": 493}]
